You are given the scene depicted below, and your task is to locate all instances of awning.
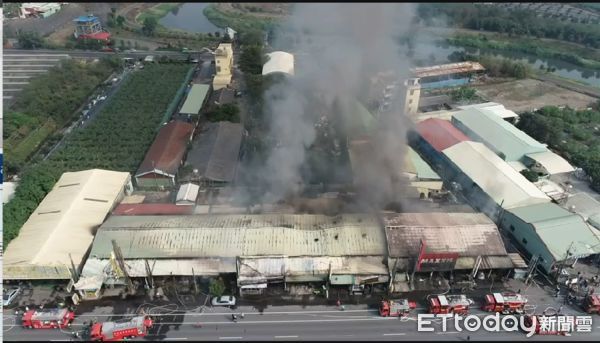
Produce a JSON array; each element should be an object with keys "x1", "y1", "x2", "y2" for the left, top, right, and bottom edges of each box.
[
  {"x1": 74, "y1": 275, "x2": 104, "y2": 291},
  {"x1": 240, "y1": 283, "x2": 267, "y2": 289},
  {"x1": 330, "y1": 275, "x2": 355, "y2": 285}
]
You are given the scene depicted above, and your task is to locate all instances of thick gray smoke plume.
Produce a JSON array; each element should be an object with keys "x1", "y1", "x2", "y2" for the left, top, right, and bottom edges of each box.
[{"x1": 248, "y1": 3, "x2": 418, "y2": 208}]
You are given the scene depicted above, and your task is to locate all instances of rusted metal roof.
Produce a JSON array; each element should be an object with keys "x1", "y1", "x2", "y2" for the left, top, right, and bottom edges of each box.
[
  {"x1": 412, "y1": 62, "x2": 485, "y2": 78},
  {"x1": 112, "y1": 204, "x2": 194, "y2": 216},
  {"x1": 416, "y1": 118, "x2": 470, "y2": 152},
  {"x1": 383, "y1": 212, "x2": 508, "y2": 258},
  {"x1": 135, "y1": 121, "x2": 195, "y2": 178}
]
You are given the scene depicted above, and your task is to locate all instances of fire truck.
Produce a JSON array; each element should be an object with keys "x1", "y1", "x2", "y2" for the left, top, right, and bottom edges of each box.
[
  {"x1": 482, "y1": 292, "x2": 528, "y2": 314},
  {"x1": 89, "y1": 315, "x2": 154, "y2": 341},
  {"x1": 379, "y1": 299, "x2": 417, "y2": 317},
  {"x1": 523, "y1": 315, "x2": 574, "y2": 335},
  {"x1": 428, "y1": 294, "x2": 473, "y2": 315},
  {"x1": 582, "y1": 294, "x2": 600, "y2": 314},
  {"x1": 21, "y1": 308, "x2": 76, "y2": 329}
]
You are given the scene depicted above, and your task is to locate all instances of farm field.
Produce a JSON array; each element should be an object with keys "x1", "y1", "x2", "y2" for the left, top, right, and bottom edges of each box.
[{"x1": 2, "y1": 63, "x2": 193, "y2": 245}]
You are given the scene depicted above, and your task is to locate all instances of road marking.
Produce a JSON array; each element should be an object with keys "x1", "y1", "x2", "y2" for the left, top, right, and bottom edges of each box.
[
  {"x1": 383, "y1": 333, "x2": 406, "y2": 336},
  {"x1": 219, "y1": 337, "x2": 243, "y2": 340},
  {"x1": 275, "y1": 336, "x2": 298, "y2": 338},
  {"x1": 436, "y1": 332, "x2": 460, "y2": 334}
]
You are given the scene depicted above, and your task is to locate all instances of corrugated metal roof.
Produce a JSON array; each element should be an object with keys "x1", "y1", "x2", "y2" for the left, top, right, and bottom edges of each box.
[
  {"x1": 88, "y1": 214, "x2": 386, "y2": 259},
  {"x1": 525, "y1": 151, "x2": 575, "y2": 175},
  {"x1": 416, "y1": 118, "x2": 470, "y2": 152},
  {"x1": 405, "y1": 147, "x2": 440, "y2": 180},
  {"x1": 452, "y1": 108, "x2": 547, "y2": 161},
  {"x1": 180, "y1": 84, "x2": 211, "y2": 115},
  {"x1": 176, "y1": 183, "x2": 199, "y2": 203},
  {"x1": 563, "y1": 193, "x2": 600, "y2": 221},
  {"x1": 383, "y1": 212, "x2": 508, "y2": 258},
  {"x1": 443, "y1": 141, "x2": 550, "y2": 209},
  {"x1": 112, "y1": 204, "x2": 194, "y2": 216},
  {"x1": 457, "y1": 103, "x2": 518, "y2": 119},
  {"x1": 182, "y1": 122, "x2": 243, "y2": 182},
  {"x1": 508, "y1": 202, "x2": 600, "y2": 260},
  {"x1": 412, "y1": 62, "x2": 485, "y2": 78},
  {"x1": 81, "y1": 257, "x2": 235, "y2": 278},
  {"x1": 3, "y1": 169, "x2": 130, "y2": 279},
  {"x1": 135, "y1": 121, "x2": 195, "y2": 177}
]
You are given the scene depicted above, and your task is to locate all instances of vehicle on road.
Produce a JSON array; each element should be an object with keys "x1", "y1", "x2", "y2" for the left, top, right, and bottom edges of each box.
[
  {"x1": 379, "y1": 299, "x2": 416, "y2": 317},
  {"x1": 482, "y1": 292, "x2": 528, "y2": 314},
  {"x1": 582, "y1": 294, "x2": 600, "y2": 314},
  {"x1": 89, "y1": 315, "x2": 153, "y2": 341},
  {"x1": 3, "y1": 287, "x2": 21, "y2": 306},
  {"x1": 428, "y1": 294, "x2": 473, "y2": 315},
  {"x1": 212, "y1": 295, "x2": 236, "y2": 307},
  {"x1": 22, "y1": 307, "x2": 75, "y2": 329}
]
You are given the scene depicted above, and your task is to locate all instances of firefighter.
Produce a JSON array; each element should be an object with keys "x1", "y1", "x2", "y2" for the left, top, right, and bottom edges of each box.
[
  {"x1": 240, "y1": 313, "x2": 245, "y2": 319},
  {"x1": 555, "y1": 285, "x2": 561, "y2": 297}
]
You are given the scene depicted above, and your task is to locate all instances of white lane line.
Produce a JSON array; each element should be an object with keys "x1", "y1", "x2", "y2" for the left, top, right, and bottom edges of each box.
[
  {"x1": 219, "y1": 337, "x2": 243, "y2": 340},
  {"x1": 275, "y1": 336, "x2": 299, "y2": 338},
  {"x1": 383, "y1": 333, "x2": 406, "y2": 336}
]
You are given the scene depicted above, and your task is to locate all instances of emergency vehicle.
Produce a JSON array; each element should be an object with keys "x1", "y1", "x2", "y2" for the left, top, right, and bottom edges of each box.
[
  {"x1": 21, "y1": 307, "x2": 76, "y2": 329},
  {"x1": 379, "y1": 299, "x2": 417, "y2": 317},
  {"x1": 582, "y1": 294, "x2": 600, "y2": 314},
  {"x1": 89, "y1": 315, "x2": 153, "y2": 341},
  {"x1": 428, "y1": 294, "x2": 473, "y2": 315},
  {"x1": 482, "y1": 292, "x2": 528, "y2": 314},
  {"x1": 523, "y1": 315, "x2": 574, "y2": 335}
]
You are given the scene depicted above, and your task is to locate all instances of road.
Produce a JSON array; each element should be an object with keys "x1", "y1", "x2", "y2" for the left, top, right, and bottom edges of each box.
[
  {"x1": 4, "y1": 302, "x2": 600, "y2": 341},
  {"x1": 4, "y1": 49, "x2": 214, "y2": 61}
]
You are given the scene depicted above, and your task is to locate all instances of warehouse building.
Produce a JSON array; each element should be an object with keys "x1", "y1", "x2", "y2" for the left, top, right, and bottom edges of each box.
[
  {"x1": 178, "y1": 121, "x2": 244, "y2": 186},
  {"x1": 135, "y1": 121, "x2": 195, "y2": 188},
  {"x1": 442, "y1": 141, "x2": 550, "y2": 219},
  {"x1": 403, "y1": 147, "x2": 443, "y2": 198},
  {"x1": 411, "y1": 61, "x2": 485, "y2": 90},
  {"x1": 500, "y1": 202, "x2": 600, "y2": 273},
  {"x1": 3, "y1": 169, "x2": 131, "y2": 280},
  {"x1": 78, "y1": 214, "x2": 389, "y2": 298},
  {"x1": 452, "y1": 108, "x2": 575, "y2": 176},
  {"x1": 383, "y1": 212, "x2": 518, "y2": 292}
]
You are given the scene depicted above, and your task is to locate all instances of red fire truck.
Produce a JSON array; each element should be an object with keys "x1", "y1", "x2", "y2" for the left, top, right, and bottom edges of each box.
[
  {"x1": 89, "y1": 315, "x2": 154, "y2": 341},
  {"x1": 582, "y1": 294, "x2": 600, "y2": 314},
  {"x1": 523, "y1": 315, "x2": 574, "y2": 336},
  {"x1": 482, "y1": 292, "x2": 528, "y2": 314},
  {"x1": 379, "y1": 299, "x2": 417, "y2": 317},
  {"x1": 428, "y1": 294, "x2": 473, "y2": 315},
  {"x1": 21, "y1": 308, "x2": 76, "y2": 329}
]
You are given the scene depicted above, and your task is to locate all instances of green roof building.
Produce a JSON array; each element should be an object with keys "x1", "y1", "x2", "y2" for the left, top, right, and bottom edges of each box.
[
  {"x1": 179, "y1": 84, "x2": 211, "y2": 115},
  {"x1": 501, "y1": 202, "x2": 600, "y2": 273}
]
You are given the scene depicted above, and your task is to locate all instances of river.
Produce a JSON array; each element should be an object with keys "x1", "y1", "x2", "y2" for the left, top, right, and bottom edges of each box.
[
  {"x1": 159, "y1": 3, "x2": 222, "y2": 34},
  {"x1": 413, "y1": 40, "x2": 600, "y2": 88}
]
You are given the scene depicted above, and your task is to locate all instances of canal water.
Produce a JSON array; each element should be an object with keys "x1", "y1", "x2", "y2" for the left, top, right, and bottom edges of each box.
[
  {"x1": 413, "y1": 40, "x2": 600, "y2": 88},
  {"x1": 159, "y1": 3, "x2": 222, "y2": 34}
]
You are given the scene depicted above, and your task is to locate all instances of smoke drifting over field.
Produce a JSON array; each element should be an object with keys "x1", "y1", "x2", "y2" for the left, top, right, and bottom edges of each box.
[{"x1": 241, "y1": 3, "x2": 418, "y2": 210}]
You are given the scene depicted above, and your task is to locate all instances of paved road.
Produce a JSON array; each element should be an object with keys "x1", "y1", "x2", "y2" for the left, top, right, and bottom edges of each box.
[{"x1": 4, "y1": 49, "x2": 213, "y2": 61}]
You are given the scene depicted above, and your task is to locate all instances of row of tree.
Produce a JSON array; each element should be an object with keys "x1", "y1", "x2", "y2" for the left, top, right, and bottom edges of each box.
[
  {"x1": 417, "y1": 3, "x2": 600, "y2": 48},
  {"x1": 516, "y1": 105, "x2": 600, "y2": 191},
  {"x1": 447, "y1": 51, "x2": 530, "y2": 79}
]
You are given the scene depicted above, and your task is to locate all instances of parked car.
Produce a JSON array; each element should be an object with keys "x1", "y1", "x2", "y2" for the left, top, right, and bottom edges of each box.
[
  {"x1": 211, "y1": 295, "x2": 236, "y2": 307},
  {"x1": 3, "y1": 287, "x2": 21, "y2": 307}
]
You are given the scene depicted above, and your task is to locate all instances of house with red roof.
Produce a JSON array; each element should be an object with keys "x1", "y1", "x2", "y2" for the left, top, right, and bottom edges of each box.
[{"x1": 135, "y1": 121, "x2": 195, "y2": 188}]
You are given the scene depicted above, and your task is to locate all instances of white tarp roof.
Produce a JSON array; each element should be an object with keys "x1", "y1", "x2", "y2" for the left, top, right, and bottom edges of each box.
[
  {"x1": 262, "y1": 51, "x2": 295, "y2": 76},
  {"x1": 525, "y1": 151, "x2": 575, "y2": 175},
  {"x1": 176, "y1": 183, "x2": 199, "y2": 204},
  {"x1": 443, "y1": 141, "x2": 550, "y2": 209},
  {"x1": 3, "y1": 169, "x2": 130, "y2": 279}
]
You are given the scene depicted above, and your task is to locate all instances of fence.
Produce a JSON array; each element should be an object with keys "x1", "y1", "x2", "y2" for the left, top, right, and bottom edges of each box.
[{"x1": 159, "y1": 65, "x2": 195, "y2": 128}]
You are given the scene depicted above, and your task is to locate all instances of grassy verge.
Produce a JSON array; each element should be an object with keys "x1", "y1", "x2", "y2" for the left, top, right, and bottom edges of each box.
[
  {"x1": 203, "y1": 4, "x2": 278, "y2": 32},
  {"x1": 6, "y1": 119, "x2": 56, "y2": 166},
  {"x1": 445, "y1": 34, "x2": 600, "y2": 71},
  {"x1": 136, "y1": 3, "x2": 182, "y2": 25}
]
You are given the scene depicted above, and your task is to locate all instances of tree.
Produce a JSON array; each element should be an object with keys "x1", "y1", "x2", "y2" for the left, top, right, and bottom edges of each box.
[
  {"x1": 208, "y1": 104, "x2": 241, "y2": 123},
  {"x1": 142, "y1": 17, "x2": 158, "y2": 36},
  {"x1": 520, "y1": 169, "x2": 539, "y2": 182},
  {"x1": 17, "y1": 31, "x2": 44, "y2": 49},
  {"x1": 239, "y1": 45, "x2": 264, "y2": 75},
  {"x1": 215, "y1": 31, "x2": 221, "y2": 38},
  {"x1": 209, "y1": 278, "x2": 226, "y2": 297},
  {"x1": 116, "y1": 15, "x2": 125, "y2": 28}
]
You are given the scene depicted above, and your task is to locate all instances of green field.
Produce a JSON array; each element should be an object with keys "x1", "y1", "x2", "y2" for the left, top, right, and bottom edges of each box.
[
  {"x1": 136, "y1": 3, "x2": 182, "y2": 25},
  {"x1": 203, "y1": 4, "x2": 278, "y2": 33},
  {"x1": 3, "y1": 63, "x2": 192, "y2": 246}
]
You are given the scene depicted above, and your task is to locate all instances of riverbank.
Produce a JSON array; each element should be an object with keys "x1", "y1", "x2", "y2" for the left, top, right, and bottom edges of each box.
[
  {"x1": 203, "y1": 3, "x2": 279, "y2": 32},
  {"x1": 135, "y1": 3, "x2": 182, "y2": 27},
  {"x1": 443, "y1": 33, "x2": 600, "y2": 71}
]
